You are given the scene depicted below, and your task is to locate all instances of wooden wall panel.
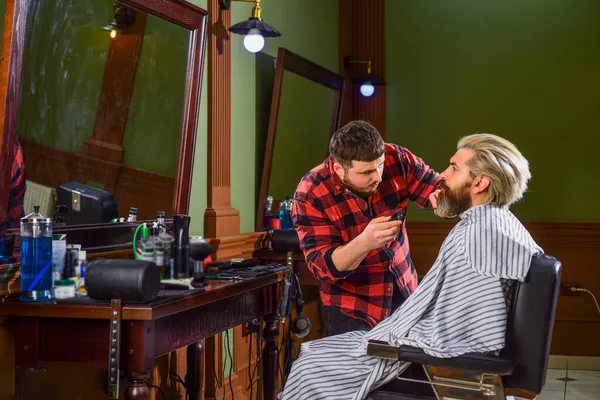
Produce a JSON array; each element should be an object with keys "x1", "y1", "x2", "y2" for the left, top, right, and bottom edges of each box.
[
  {"x1": 21, "y1": 140, "x2": 175, "y2": 221},
  {"x1": 406, "y1": 221, "x2": 600, "y2": 356},
  {"x1": 339, "y1": 0, "x2": 386, "y2": 137},
  {"x1": 203, "y1": 0, "x2": 240, "y2": 238}
]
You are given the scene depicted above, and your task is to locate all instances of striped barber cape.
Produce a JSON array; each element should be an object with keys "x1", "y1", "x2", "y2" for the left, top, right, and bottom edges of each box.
[{"x1": 281, "y1": 204, "x2": 543, "y2": 400}]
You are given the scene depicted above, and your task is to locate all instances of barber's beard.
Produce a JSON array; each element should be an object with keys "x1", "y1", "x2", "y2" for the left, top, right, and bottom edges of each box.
[
  {"x1": 436, "y1": 180, "x2": 472, "y2": 219},
  {"x1": 342, "y1": 176, "x2": 378, "y2": 198}
]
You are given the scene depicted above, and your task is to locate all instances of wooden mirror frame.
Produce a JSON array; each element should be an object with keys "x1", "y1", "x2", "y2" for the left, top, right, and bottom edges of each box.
[
  {"x1": 0, "y1": 0, "x2": 207, "y2": 251},
  {"x1": 256, "y1": 47, "x2": 345, "y2": 232}
]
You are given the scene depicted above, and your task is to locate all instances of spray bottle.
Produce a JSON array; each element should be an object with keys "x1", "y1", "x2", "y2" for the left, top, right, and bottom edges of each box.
[{"x1": 133, "y1": 223, "x2": 155, "y2": 262}]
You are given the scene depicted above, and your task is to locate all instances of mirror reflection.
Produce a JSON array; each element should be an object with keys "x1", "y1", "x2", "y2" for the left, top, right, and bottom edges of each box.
[
  {"x1": 262, "y1": 71, "x2": 336, "y2": 227},
  {"x1": 268, "y1": 71, "x2": 335, "y2": 203},
  {"x1": 14, "y1": 0, "x2": 189, "y2": 231}
]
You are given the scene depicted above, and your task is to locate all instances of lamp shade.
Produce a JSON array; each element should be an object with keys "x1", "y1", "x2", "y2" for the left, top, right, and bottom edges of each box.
[
  {"x1": 228, "y1": 18, "x2": 281, "y2": 38},
  {"x1": 351, "y1": 74, "x2": 385, "y2": 86}
]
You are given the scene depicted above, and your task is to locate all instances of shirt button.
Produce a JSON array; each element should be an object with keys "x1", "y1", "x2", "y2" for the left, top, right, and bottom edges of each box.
[{"x1": 387, "y1": 286, "x2": 392, "y2": 293}]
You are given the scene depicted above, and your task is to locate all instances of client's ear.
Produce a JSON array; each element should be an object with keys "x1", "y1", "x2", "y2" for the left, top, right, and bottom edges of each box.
[{"x1": 472, "y1": 176, "x2": 490, "y2": 194}]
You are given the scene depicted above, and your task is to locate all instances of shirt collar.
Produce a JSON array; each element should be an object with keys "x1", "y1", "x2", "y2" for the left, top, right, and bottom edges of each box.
[
  {"x1": 458, "y1": 203, "x2": 505, "y2": 220},
  {"x1": 327, "y1": 158, "x2": 346, "y2": 195}
]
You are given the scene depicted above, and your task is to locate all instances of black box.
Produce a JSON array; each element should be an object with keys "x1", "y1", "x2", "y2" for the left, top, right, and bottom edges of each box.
[{"x1": 57, "y1": 182, "x2": 118, "y2": 225}]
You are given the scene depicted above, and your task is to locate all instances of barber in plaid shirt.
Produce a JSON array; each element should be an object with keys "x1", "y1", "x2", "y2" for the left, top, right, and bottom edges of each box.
[{"x1": 291, "y1": 121, "x2": 441, "y2": 335}]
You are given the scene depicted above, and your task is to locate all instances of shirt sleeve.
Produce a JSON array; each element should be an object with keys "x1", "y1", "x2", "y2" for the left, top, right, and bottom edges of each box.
[
  {"x1": 291, "y1": 198, "x2": 353, "y2": 282},
  {"x1": 401, "y1": 147, "x2": 441, "y2": 209}
]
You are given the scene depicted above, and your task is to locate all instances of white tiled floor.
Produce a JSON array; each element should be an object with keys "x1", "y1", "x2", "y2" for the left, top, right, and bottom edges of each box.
[{"x1": 537, "y1": 358, "x2": 600, "y2": 400}]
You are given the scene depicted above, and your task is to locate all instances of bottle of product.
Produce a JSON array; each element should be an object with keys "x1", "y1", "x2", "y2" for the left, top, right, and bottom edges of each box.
[
  {"x1": 278, "y1": 197, "x2": 294, "y2": 230},
  {"x1": 157, "y1": 211, "x2": 174, "y2": 279},
  {"x1": 77, "y1": 250, "x2": 87, "y2": 290},
  {"x1": 127, "y1": 207, "x2": 138, "y2": 222},
  {"x1": 151, "y1": 222, "x2": 163, "y2": 267},
  {"x1": 261, "y1": 195, "x2": 274, "y2": 230},
  {"x1": 20, "y1": 206, "x2": 53, "y2": 302},
  {"x1": 134, "y1": 223, "x2": 155, "y2": 262},
  {"x1": 54, "y1": 279, "x2": 75, "y2": 299}
]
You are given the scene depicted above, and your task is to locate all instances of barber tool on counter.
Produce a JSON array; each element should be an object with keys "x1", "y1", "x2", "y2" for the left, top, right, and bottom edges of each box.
[{"x1": 172, "y1": 214, "x2": 191, "y2": 279}]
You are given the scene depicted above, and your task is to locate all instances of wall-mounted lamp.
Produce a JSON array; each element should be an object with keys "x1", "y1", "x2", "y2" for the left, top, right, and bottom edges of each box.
[
  {"x1": 102, "y1": 3, "x2": 136, "y2": 39},
  {"x1": 344, "y1": 56, "x2": 385, "y2": 97},
  {"x1": 219, "y1": 0, "x2": 281, "y2": 53}
]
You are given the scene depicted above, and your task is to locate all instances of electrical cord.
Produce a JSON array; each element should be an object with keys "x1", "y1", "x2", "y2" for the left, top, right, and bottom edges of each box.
[
  {"x1": 148, "y1": 384, "x2": 167, "y2": 400},
  {"x1": 225, "y1": 329, "x2": 235, "y2": 400},
  {"x1": 169, "y1": 372, "x2": 187, "y2": 399},
  {"x1": 571, "y1": 287, "x2": 600, "y2": 316},
  {"x1": 247, "y1": 329, "x2": 262, "y2": 394},
  {"x1": 248, "y1": 328, "x2": 254, "y2": 400}
]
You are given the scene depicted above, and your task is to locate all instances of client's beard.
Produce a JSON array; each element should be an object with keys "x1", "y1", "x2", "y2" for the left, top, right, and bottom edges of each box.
[{"x1": 436, "y1": 180, "x2": 472, "y2": 219}]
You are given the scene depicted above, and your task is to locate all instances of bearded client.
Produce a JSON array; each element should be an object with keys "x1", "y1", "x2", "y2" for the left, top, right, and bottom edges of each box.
[{"x1": 283, "y1": 132, "x2": 542, "y2": 400}]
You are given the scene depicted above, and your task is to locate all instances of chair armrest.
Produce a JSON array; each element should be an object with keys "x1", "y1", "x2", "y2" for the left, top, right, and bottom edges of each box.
[{"x1": 366, "y1": 340, "x2": 515, "y2": 376}]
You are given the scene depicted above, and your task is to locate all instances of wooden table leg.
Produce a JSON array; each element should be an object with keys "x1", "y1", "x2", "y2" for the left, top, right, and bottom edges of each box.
[
  {"x1": 186, "y1": 341, "x2": 204, "y2": 400},
  {"x1": 262, "y1": 313, "x2": 279, "y2": 400},
  {"x1": 125, "y1": 371, "x2": 151, "y2": 400},
  {"x1": 123, "y1": 321, "x2": 154, "y2": 400},
  {"x1": 14, "y1": 317, "x2": 40, "y2": 400}
]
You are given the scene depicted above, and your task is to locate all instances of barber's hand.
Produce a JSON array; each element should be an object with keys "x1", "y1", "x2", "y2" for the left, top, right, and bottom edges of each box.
[
  {"x1": 429, "y1": 189, "x2": 441, "y2": 217},
  {"x1": 359, "y1": 216, "x2": 402, "y2": 251}
]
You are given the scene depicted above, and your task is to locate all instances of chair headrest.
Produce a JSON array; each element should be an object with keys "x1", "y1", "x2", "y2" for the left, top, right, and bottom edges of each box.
[{"x1": 271, "y1": 229, "x2": 301, "y2": 252}]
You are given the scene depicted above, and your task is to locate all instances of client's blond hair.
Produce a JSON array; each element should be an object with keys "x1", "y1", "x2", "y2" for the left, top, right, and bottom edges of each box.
[{"x1": 458, "y1": 133, "x2": 531, "y2": 207}]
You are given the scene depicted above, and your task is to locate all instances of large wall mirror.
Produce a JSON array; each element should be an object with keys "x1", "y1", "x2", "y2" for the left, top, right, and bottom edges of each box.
[
  {"x1": 0, "y1": 0, "x2": 207, "y2": 255},
  {"x1": 256, "y1": 48, "x2": 345, "y2": 231}
]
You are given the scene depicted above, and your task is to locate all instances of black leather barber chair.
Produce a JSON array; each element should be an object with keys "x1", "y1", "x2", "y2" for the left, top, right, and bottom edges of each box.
[{"x1": 367, "y1": 253, "x2": 562, "y2": 400}]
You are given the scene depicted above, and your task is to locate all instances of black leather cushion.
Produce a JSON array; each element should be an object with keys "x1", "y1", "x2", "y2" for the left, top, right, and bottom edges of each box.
[
  {"x1": 271, "y1": 229, "x2": 301, "y2": 252},
  {"x1": 392, "y1": 345, "x2": 514, "y2": 375},
  {"x1": 501, "y1": 254, "x2": 561, "y2": 393},
  {"x1": 85, "y1": 259, "x2": 161, "y2": 303}
]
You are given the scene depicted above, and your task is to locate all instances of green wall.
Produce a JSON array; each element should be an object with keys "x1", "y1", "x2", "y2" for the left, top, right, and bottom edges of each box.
[{"x1": 386, "y1": 0, "x2": 600, "y2": 222}]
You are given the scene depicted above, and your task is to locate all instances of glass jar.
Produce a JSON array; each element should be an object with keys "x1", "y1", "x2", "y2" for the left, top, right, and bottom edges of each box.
[{"x1": 20, "y1": 205, "x2": 53, "y2": 302}]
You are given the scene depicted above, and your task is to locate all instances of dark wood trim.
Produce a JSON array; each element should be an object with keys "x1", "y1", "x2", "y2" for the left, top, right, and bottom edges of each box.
[
  {"x1": 82, "y1": 11, "x2": 148, "y2": 164},
  {"x1": 117, "y1": 0, "x2": 209, "y2": 218},
  {"x1": 120, "y1": 0, "x2": 207, "y2": 29},
  {"x1": 0, "y1": 0, "x2": 28, "y2": 227},
  {"x1": 255, "y1": 48, "x2": 346, "y2": 231},
  {"x1": 339, "y1": 0, "x2": 386, "y2": 137},
  {"x1": 170, "y1": 3, "x2": 207, "y2": 216}
]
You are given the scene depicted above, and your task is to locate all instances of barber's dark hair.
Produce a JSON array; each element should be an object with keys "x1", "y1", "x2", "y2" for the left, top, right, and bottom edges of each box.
[{"x1": 329, "y1": 120, "x2": 385, "y2": 169}]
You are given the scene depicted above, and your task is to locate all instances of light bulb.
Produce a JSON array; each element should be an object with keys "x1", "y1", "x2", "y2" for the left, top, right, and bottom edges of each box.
[
  {"x1": 243, "y1": 28, "x2": 265, "y2": 53},
  {"x1": 360, "y1": 82, "x2": 375, "y2": 97},
  {"x1": 110, "y1": 29, "x2": 117, "y2": 39}
]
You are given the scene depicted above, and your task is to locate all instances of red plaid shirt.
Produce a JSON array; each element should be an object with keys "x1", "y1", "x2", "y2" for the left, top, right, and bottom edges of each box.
[
  {"x1": 291, "y1": 143, "x2": 441, "y2": 327},
  {"x1": 8, "y1": 137, "x2": 26, "y2": 229}
]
